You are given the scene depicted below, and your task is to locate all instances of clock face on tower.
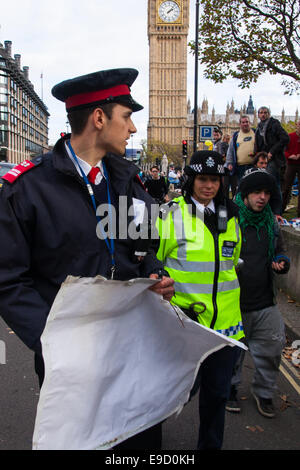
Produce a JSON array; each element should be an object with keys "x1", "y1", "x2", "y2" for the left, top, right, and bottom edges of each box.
[{"x1": 158, "y1": 1, "x2": 181, "y2": 23}]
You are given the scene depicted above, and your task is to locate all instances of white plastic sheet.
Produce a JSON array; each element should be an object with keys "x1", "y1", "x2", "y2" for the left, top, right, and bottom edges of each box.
[{"x1": 33, "y1": 276, "x2": 246, "y2": 450}]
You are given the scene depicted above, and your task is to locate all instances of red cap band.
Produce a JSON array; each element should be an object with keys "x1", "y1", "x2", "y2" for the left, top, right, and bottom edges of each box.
[{"x1": 65, "y1": 84, "x2": 130, "y2": 109}]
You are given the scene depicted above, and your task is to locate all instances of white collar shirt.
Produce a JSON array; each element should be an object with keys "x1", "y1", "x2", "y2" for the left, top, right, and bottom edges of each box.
[
  {"x1": 191, "y1": 197, "x2": 215, "y2": 214},
  {"x1": 65, "y1": 141, "x2": 104, "y2": 185}
]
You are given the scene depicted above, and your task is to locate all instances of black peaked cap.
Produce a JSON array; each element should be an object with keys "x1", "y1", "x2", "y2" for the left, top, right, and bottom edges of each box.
[{"x1": 51, "y1": 68, "x2": 143, "y2": 112}]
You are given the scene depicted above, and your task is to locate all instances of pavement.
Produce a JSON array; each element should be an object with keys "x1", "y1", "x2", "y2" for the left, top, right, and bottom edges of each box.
[{"x1": 277, "y1": 287, "x2": 300, "y2": 341}]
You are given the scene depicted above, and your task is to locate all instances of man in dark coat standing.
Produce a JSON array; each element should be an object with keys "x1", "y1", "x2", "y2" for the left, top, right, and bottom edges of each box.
[
  {"x1": 255, "y1": 107, "x2": 289, "y2": 211},
  {"x1": 0, "y1": 68, "x2": 174, "y2": 450}
]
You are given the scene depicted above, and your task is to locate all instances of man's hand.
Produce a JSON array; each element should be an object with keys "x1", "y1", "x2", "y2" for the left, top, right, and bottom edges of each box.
[
  {"x1": 149, "y1": 274, "x2": 175, "y2": 302},
  {"x1": 272, "y1": 261, "x2": 285, "y2": 272},
  {"x1": 275, "y1": 214, "x2": 284, "y2": 224}
]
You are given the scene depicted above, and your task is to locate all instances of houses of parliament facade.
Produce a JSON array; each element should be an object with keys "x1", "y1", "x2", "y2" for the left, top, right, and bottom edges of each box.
[{"x1": 186, "y1": 95, "x2": 298, "y2": 141}]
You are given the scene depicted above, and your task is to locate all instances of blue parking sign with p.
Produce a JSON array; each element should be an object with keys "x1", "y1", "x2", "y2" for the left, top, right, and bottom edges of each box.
[{"x1": 199, "y1": 126, "x2": 214, "y2": 141}]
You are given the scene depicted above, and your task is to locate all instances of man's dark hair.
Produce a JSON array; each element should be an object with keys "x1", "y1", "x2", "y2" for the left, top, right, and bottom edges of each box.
[
  {"x1": 253, "y1": 151, "x2": 268, "y2": 166},
  {"x1": 67, "y1": 102, "x2": 117, "y2": 135},
  {"x1": 258, "y1": 106, "x2": 270, "y2": 116},
  {"x1": 213, "y1": 127, "x2": 223, "y2": 135},
  {"x1": 151, "y1": 165, "x2": 159, "y2": 171}
]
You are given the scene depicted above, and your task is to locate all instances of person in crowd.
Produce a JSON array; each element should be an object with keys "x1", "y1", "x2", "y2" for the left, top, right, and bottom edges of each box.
[
  {"x1": 138, "y1": 169, "x2": 147, "y2": 183},
  {"x1": 222, "y1": 133, "x2": 238, "y2": 199},
  {"x1": 220, "y1": 133, "x2": 231, "y2": 161},
  {"x1": 168, "y1": 164, "x2": 179, "y2": 189},
  {"x1": 225, "y1": 115, "x2": 255, "y2": 183},
  {"x1": 226, "y1": 168, "x2": 290, "y2": 418},
  {"x1": 212, "y1": 127, "x2": 223, "y2": 155},
  {"x1": 0, "y1": 67, "x2": 174, "y2": 450},
  {"x1": 176, "y1": 168, "x2": 183, "y2": 191},
  {"x1": 253, "y1": 151, "x2": 269, "y2": 169},
  {"x1": 144, "y1": 165, "x2": 169, "y2": 204},
  {"x1": 282, "y1": 120, "x2": 300, "y2": 217},
  {"x1": 255, "y1": 106, "x2": 289, "y2": 198},
  {"x1": 157, "y1": 150, "x2": 244, "y2": 449}
]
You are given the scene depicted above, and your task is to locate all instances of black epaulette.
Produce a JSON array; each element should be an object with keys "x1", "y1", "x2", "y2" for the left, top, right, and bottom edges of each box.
[{"x1": 159, "y1": 200, "x2": 179, "y2": 220}]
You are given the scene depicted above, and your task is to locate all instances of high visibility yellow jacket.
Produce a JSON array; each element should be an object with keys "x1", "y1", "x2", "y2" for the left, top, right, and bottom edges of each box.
[{"x1": 157, "y1": 196, "x2": 244, "y2": 341}]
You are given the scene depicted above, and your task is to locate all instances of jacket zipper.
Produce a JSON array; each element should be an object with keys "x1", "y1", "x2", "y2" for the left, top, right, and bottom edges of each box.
[{"x1": 210, "y1": 232, "x2": 220, "y2": 329}]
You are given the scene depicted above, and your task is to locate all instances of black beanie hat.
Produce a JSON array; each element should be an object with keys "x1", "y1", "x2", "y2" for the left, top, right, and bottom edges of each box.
[
  {"x1": 239, "y1": 168, "x2": 277, "y2": 199},
  {"x1": 184, "y1": 150, "x2": 225, "y2": 176}
]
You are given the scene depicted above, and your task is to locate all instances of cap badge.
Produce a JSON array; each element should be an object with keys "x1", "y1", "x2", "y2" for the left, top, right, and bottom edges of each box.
[{"x1": 206, "y1": 157, "x2": 215, "y2": 168}]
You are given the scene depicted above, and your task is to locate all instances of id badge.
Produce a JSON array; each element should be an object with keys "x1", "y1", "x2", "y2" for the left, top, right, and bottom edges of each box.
[{"x1": 222, "y1": 240, "x2": 236, "y2": 257}]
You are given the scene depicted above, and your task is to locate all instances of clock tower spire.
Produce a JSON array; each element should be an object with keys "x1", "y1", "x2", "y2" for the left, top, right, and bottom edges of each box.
[{"x1": 147, "y1": 0, "x2": 189, "y2": 146}]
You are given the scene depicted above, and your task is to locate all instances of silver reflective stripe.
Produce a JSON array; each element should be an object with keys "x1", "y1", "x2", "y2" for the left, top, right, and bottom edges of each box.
[
  {"x1": 220, "y1": 260, "x2": 234, "y2": 271},
  {"x1": 165, "y1": 257, "x2": 233, "y2": 272},
  {"x1": 234, "y1": 216, "x2": 240, "y2": 243},
  {"x1": 175, "y1": 281, "x2": 213, "y2": 295},
  {"x1": 172, "y1": 207, "x2": 187, "y2": 259},
  {"x1": 218, "y1": 278, "x2": 239, "y2": 291},
  {"x1": 174, "y1": 278, "x2": 239, "y2": 295}
]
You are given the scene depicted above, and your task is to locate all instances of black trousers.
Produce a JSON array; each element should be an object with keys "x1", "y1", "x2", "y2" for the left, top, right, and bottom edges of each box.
[
  {"x1": 191, "y1": 346, "x2": 240, "y2": 450},
  {"x1": 113, "y1": 423, "x2": 162, "y2": 450},
  {"x1": 34, "y1": 352, "x2": 45, "y2": 389}
]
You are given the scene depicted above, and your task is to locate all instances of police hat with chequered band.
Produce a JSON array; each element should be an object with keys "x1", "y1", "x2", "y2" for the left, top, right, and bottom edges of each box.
[
  {"x1": 184, "y1": 151, "x2": 225, "y2": 176},
  {"x1": 51, "y1": 68, "x2": 143, "y2": 112}
]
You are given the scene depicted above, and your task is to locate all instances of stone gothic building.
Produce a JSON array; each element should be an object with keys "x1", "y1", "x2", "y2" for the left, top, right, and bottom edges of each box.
[{"x1": 186, "y1": 95, "x2": 298, "y2": 143}]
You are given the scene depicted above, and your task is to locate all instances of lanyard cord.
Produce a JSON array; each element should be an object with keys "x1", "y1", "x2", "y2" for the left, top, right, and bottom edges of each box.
[{"x1": 67, "y1": 141, "x2": 116, "y2": 274}]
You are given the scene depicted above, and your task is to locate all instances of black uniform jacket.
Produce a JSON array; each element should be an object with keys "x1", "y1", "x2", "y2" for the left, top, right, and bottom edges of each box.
[{"x1": 0, "y1": 136, "x2": 163, "y2": 353}]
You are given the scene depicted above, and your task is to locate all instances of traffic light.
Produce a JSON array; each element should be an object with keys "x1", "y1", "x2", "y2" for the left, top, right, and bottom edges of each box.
[{"x1": 182, "y1": 140, "x2": 187, "y2": 156}]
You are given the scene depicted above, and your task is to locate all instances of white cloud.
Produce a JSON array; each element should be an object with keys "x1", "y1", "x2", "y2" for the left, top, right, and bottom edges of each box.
[{"x1": 1, "y1": 0, "x2": 298, "y2": 148}]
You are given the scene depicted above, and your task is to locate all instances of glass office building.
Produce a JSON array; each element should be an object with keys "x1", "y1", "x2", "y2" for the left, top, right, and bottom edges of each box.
[{"x1": 0, "y1": 40, "x2": 49, "y2": 163}]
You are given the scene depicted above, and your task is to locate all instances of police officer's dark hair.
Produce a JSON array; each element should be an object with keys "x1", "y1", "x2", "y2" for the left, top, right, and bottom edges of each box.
[{"x1": 67, "y1": 102, "x2": 117, "y2": 135}]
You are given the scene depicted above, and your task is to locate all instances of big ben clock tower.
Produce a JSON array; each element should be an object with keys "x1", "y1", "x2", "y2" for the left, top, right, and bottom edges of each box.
[{"x1": 147, "y1": 0, "x2": 189, "y2": 146}]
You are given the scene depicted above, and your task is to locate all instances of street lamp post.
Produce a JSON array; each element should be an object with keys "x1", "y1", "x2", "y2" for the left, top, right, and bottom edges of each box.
[{"x1": 193, "y1": 1, "x2": 200, "y2": 153}]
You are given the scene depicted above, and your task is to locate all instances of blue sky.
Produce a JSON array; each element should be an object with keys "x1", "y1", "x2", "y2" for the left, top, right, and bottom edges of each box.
[{"x1": 1, "y1": 0, "x2": 298, "y2": 147}]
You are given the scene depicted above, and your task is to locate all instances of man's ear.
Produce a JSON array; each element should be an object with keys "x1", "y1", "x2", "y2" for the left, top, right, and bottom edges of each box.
[{"x1": 92, "y1": 107, "x2": 106, "y2": 130}]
